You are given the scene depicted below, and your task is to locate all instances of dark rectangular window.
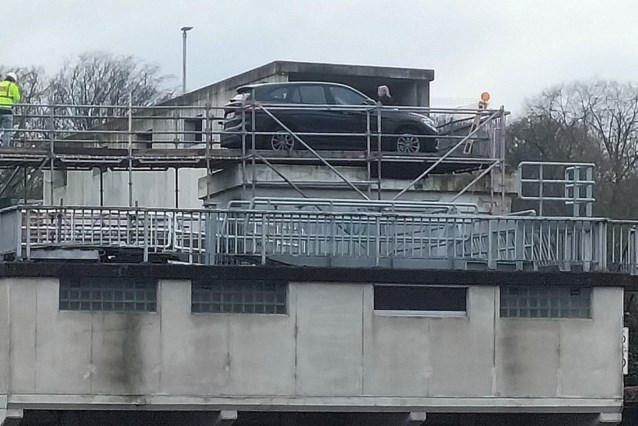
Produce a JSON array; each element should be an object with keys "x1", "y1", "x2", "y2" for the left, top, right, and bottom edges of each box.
[
  {"x1": 135, "y1": 129, "x2": 153, "y2": 148},
  {"x1": 192, "y1": 280, "x2": 287, "y2": 314},
  {"x1": 184, "y1": 118, "x2": 203, "y2": 142},
  {"x1": 374, "y1": 285, "x2": 467, "y2": 314},
  {"x1": 500, "y1": 286, "x2": 591, "y2": 318},
  {"x1": 59, "y1": 277, "x2": 157, "y2": 312}
]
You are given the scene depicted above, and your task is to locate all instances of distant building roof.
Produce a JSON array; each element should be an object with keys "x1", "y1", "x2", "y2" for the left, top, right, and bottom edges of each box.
[{"x1": 162, "y1": 60, "x2": 435, "y2": 107}]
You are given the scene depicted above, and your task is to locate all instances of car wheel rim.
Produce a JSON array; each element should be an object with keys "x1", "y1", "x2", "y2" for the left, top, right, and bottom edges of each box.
[
  {"x1": 397, "y1": 134, "x2": 420, "y2": 153},
  {"x1": 271, "y1": 131, "x2": 295, "y2": 150}
]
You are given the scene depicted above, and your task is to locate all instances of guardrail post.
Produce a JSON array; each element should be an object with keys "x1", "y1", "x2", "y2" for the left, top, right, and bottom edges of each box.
[
  {"x1": 143, "y1": 210, "x2": 149, "y2": 263},
  {"x1": 19, "y1": 208, "x2": 27, "y2": 261},
  {"x1": 204, "y1": 210, "x2": 217, "y2": 265},
  {"x1": 487, "y1": 219, "x2": 496, "y2": 270},
  {"x1": 599, "y1": 221, "x2": 607, "y2": 272},
  {"x1": 375, "y1": 216, "x2": 381, "y2": 267},
  {"x1": 261, "y1": 213, "x2": 267, "y2": 265}
]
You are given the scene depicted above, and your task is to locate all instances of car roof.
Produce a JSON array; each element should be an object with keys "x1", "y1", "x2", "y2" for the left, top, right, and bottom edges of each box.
[{"x1": 236, "y1": 81, "x2": 361, "y2": 93}]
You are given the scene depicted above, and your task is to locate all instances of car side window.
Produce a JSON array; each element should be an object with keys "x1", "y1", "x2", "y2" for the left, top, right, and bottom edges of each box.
[
  {"x1": 299, "y1": 86, "x2": 327, "y2": 104},
  {"x1": 330, "y1": 86, "x2": 368, "y2": 105},
  {"x1": 264, "y1": 86, "x2": 299, "y2": 103},
  {"x1": 267, "y1": 87, "x2": 288, "y2": 101},
  {"x1": 287, "y1": 86, "x2": 301, "y2": 103}
]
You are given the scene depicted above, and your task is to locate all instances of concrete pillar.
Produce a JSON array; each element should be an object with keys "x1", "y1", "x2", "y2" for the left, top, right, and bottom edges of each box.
[
  {"x1": 0, "y1": 408, "x2": 23, "y2": 426},
  {"x1": 214, "y1": 410, "x2": 238, "y2": 426},
  {"x1": 415, "y1": 81, "x2": 430, "y2": 107},
  {"x1": 403, "y1": 411, "x2": 426, "y2": 426},
  {"x1": 594, "y1": 412, "x2": 622, "y2": 425}
]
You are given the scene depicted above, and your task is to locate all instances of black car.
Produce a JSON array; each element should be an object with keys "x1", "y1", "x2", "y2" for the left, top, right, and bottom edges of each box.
[{"x1": 221, "y1": 82, "x2": 438, "y2": 153}]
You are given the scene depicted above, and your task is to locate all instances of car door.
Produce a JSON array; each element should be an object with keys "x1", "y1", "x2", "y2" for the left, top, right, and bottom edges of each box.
[
  {"x1": 326, "y1": 85, "x2": 374, "y2": 150},
  {"x1": 295, "y1": 84, "x2": 338, "y2": 149}
]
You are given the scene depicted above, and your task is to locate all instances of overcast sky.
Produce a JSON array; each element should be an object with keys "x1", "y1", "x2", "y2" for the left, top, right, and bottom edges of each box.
[{"x1": 3, "y1": 0, "x2": 637, "y2": 113}]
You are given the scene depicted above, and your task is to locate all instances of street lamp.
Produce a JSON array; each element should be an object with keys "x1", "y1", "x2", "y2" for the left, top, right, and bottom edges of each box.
[{"x1": 180, "y1": 26, "x2": 194, "y2": 94}]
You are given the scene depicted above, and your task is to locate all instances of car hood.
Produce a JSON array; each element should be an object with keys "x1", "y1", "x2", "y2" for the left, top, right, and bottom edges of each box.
[{"x1": 382, "y1": 110, "x2": 439, "y2": 134}]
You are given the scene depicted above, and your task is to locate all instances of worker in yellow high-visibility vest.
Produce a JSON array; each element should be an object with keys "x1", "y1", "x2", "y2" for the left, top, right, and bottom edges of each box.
[{"x1": 0, "y1": 72, "x2": 21, "y2": 147}]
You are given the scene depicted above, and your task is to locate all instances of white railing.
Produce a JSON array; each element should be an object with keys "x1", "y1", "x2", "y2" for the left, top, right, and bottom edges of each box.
[
  {"x1": 1, "y1": 205, "x2": 636, "y2": 273},
  {"x1": 212, "y1": 210, "x2": 608, "y2": 270},
  {"x1": 0, "y1": 206, "x2": 212, "y2": 263}
]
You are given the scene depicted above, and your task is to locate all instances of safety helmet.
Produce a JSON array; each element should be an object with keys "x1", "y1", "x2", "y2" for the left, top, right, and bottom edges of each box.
[{"x1": 5, "y1": 72, "x2": 17, "y2": 82}]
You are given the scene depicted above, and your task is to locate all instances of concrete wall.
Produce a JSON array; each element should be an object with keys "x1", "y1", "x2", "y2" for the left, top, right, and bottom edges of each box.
[
  {"x1": 198, "y1": 164, "x2": 513, "y2": 213},
  {"x1": 46, "y1": 169, "x2": 205, "y2": 208},
  {"x1": 0, "y1": 278, "x2": 623, "y2": 415}
]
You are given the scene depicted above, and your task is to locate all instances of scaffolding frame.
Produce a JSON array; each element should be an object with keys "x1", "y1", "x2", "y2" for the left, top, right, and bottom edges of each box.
[{"x1": 0, "y1": 101, "x2": 508, "y2": 211}]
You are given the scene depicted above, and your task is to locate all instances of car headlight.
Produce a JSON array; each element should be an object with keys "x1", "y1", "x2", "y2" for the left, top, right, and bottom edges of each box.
[{"x1": 225, "y1": 111, "x2": 236, "y2": 120}]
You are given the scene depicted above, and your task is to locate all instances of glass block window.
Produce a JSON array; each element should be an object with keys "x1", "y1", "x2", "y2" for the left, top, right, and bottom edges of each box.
[
  {"x1": 500, "y1": 286, "x2": 591, "y2": 318},
  {"x1": 59, "y1": 277, "x2": 157, "y2": 312},
  {"x1": 192, "y1": 280, "x2": 287, "y2": 314}
]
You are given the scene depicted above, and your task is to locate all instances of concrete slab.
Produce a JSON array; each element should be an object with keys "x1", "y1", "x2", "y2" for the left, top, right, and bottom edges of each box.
[
  {"x1": 295, "y1": 283, "x2": 365, "y2": 396},
  {"x1": 8, "y1": 279, "x2": 39, "y2": 393},
  {"x1": 226, "y1": 302, "x2": 296, "y2": 396},
  {"x1": 0, "y1": 282, "x2": 8, "y2": 393},
  {"x1": 159, "y1": 280, "x2": 230, "y2": 395},
  {"x1": 214, "y1": 410, "x2": 237, "y2": 426},
  {"x1": 34, "y1": 280, "x2": 92, "y2": 395}
]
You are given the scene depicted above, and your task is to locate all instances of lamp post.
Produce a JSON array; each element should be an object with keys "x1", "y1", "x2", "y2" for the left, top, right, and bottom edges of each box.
[{"x1": 180, "y1": 26, "x2": 194, "y2": 94}]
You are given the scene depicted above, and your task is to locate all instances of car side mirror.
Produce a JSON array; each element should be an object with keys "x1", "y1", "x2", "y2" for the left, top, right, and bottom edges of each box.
[{"x1": 363, "y1": 99, "x2": 377, "y2": 106}]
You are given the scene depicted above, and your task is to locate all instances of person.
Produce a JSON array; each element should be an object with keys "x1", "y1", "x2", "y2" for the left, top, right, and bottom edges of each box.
[
  {"x1": 377, "y1": 85, "x2": 395, "y2": 106},
  {"x1": 0, "y1": 72, "x2": 21, "y2": 147}
]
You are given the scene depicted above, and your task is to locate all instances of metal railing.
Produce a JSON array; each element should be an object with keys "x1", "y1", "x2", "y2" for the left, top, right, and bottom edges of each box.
[
  {"x1": 3, "y1": 102, "x2": 505, "y2": 159},
  {"x1": 518, "y1": 162, "x2": 595, "y2": 217},
  {"x1": 227, "y1": 197, "x2": 481, "y2": 214},
  {"x1": 0, "y1": 205, "x2": 212, "y2": 264},
  {"x1": 2, "y1": 204, "x2": 637, "y2": 274}
]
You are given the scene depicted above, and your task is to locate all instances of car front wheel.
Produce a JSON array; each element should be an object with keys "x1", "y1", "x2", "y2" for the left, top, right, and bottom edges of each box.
[
  {"x1": 396, "y1": 132, "x2": 421, "y2": 154},
  {"x1": 270, "y1": 130, "x2": 296, "y2": 151}
]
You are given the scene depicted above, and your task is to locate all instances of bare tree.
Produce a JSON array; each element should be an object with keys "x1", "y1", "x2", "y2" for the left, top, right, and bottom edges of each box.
[
  {"x1": 48, "y1": 52, "x2": 174, "y2": 131},
  {"x1": 1, "y1": 53, "x2": 174, "y2": 201},
  {"x1": 508, "y1": 80, "x2": 638, "y2": 218},
  {"x1": 573, "y1": 81, "x2": 638, "y2": 208}
]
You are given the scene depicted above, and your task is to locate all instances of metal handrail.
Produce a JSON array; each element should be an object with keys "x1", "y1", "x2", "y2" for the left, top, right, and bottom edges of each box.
[
  {"x1": 228, "y1": 197, "x2": 480, "y2": 214},
  {"x1": 1, "y1": 204, "x2": 635, "y2": 273},
  {"x1": 5, "y1": 102, "x2": 503, "y2": 151}
]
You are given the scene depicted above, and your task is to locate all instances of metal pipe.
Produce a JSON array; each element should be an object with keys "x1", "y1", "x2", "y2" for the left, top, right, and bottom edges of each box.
[
  {"x1": 48, "y1": 105, "x2": 55, "y2": 205},
  {"x1": 180, "y1": 26, "x2": 194, "y2": 94},
  {"x1": 127, "y1": 94, "x2": 133, "y2": 207},
  {"x1": 175, "y1": 167, "x2": 179, "y2": 208},
  {"x1": 99, "y1": 168, "x2": 104, "y2": 206}
]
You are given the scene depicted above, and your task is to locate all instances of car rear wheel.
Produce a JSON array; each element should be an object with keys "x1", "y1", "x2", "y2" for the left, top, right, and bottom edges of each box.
[
  {"x1": 396, "y1": 132, "x2": 421, "y2": 154},
  {"x1": 270, "y1": 130, "x2": 296, "y2": 151}
]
